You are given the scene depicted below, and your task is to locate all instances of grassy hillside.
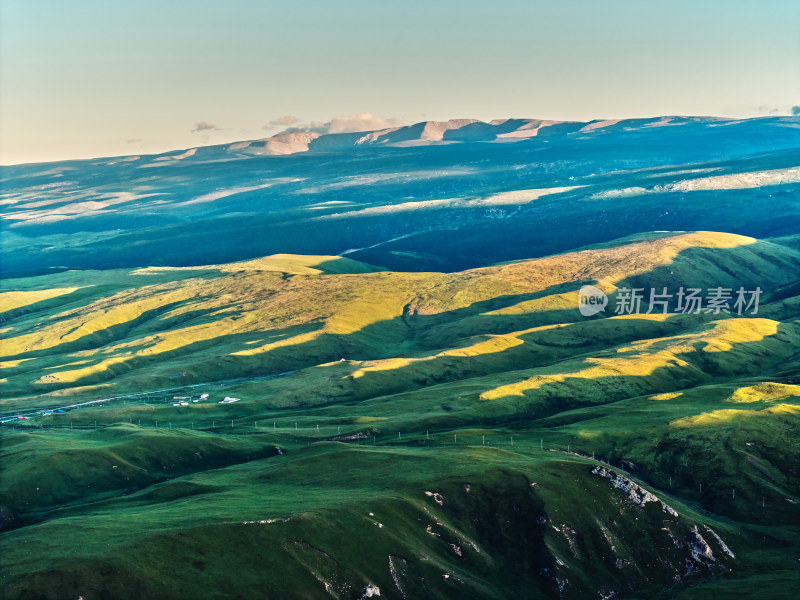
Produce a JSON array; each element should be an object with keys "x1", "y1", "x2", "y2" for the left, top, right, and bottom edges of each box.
[
  {"x1": 1, "y1": 231, "x2": 799, "y2": 598},
  {"x1": 2, "y1": 231, "x2": 797, "y2": 403}
]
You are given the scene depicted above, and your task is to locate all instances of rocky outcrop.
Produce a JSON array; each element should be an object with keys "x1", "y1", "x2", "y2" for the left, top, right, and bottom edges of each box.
[
  {"x1": 592, "y1": 466, "x2": 679, "y2": 516},
  {"x1": 424, "y1": 491, "x2": 444, "y2": 506},
  {"x1": 703, "y1": 525, "x2": 735, "y2": 558},
  {"x1": 360, "y1": 583, "x2": 381, "y2": 598},
  {"x1": 689, "y1": 526, "x2": 714, "y2": 562}
]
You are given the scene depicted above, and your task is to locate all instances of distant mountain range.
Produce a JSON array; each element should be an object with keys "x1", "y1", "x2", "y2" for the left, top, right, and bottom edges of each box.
[{"x1": 153, "y1": 115, "x2": 800, "y2": 159}]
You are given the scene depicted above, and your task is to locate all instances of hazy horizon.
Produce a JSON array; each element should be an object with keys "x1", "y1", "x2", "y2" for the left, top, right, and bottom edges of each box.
[{"x1": 5, "y1": 113, "x2": 799, "y2": 167}]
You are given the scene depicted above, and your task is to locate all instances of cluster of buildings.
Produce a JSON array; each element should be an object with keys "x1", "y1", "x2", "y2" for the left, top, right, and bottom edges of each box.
[
  {"x1": 1, "y1": 409, "x2": 66, "y2": 424},
  {"x1": 171, "y1": 393, "x2": 240, "y2": 406}
]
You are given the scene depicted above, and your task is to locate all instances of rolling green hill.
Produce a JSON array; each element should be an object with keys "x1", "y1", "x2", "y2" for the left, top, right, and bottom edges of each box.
[{"x1": 1, "y1": 231, "x2": 799, "y2": 598}]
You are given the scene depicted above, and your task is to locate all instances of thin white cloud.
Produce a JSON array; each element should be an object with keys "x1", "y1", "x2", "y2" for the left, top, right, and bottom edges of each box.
[
  {"x1": 191, "y1": 121, "x2": 219, "y2": 133},
  {"x1": 327, "y1": 112, "x2": 403, "y2": 133},
  {"x1": 278, "y1": 112, "x2": 403, "y2": 135},
  {"x1": 265, "y1": 115, "x2": 301, "y2": 129}
]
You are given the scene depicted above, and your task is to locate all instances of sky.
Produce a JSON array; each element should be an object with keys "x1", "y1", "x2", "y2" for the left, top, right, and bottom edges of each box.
[{"x1": 1, "y1": 0, "x2": 799, "y2": 165}]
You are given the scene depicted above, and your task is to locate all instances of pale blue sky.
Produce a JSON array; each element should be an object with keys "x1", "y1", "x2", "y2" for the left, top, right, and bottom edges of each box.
[{"x1": 1, "y1": 0, "x2": 798, "y2": 164}]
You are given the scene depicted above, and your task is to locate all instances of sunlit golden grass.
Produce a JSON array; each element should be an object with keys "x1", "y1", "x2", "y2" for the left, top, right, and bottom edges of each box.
[
  {"x1": 670, "y1": 403, "x2": 800, "y2": 427},
  {"x1": 232, "y1": 330, "x2": 324, "y2": 356},
  {"x1": 34, "y1": 355, "x2": 130, "y2": 384},
  {"x1": 474, "y1": 231, "x2": 758, "y2": 287},
  {"x1": 701, "y1": 318, "x2": 779, "y2": 352},
  {"x1": 482, "y1": 291, "x2": 584, "y2": 315},
  {"x1": 135, "y1": 254, "x2": 383, "y2": 276},
  {"x1": 726, "y1": 382, "x2": 800, "y2": 404},
  {"x1": 3, "y1": 234, "x2": 800, "y2": 400},
  {"x1": 1, "y1": 286, "x2": 201, "y2": 355},
  {"x1": 650, "y1": 392, "x2": 683, "y2": 401},
  {"x1": 613, "y1": 313, "x2": 675, "y2": 322},
  {"x1": 479, "y1": 318, "x2": 785, "y2": 401},
  {"x1": 476, "y1": 232, "x2": 800, "y2": 300},
  {"x1": 479, "y1": 349, "x2": 692, "y2": 400},
  {"x1": 0, "y1": 358, "x2": 32, "y2": 369},
  {"x1": 0, "y1": 287, "x2": 81, "y2": 313},
  {"x1": 350, "y1": 332, "x2": 530, "y2": 378}
]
